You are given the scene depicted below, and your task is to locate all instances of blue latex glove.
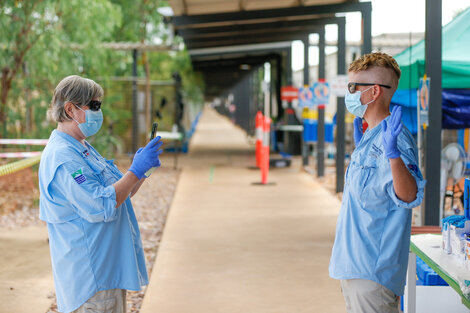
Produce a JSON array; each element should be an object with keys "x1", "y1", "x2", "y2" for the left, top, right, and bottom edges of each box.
[
  {"x1": 381, "y1": 106, "x2": 403, "y2": 159},
  {"x1": 129, "y1": 136, "x2": 163, "y2": 179},
  {"x1": 353, "y1": 117, "x2": 363, "y2": 147}
]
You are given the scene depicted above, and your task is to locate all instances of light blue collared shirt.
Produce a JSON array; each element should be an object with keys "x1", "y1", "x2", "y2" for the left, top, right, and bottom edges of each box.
[
  {"x1": 329, "y1": 117, "x2": 426, "y2": 296},
  {"x1": 39, "y1": 130, "x2": 148, "y2": 313}
]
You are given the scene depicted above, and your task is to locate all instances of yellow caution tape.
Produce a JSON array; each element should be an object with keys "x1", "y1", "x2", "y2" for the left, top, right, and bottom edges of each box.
[{"x1": 0, "y1": 154, "x2": 41, "y2": 177}]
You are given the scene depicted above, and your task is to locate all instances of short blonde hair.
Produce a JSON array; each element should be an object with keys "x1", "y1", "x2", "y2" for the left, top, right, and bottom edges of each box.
[
  {"x1": 349, "y1": 52, "x2": 401, "y2": 84},
  {"x1": 48, "y1": 75, "x2": 103, "y2": 122}
]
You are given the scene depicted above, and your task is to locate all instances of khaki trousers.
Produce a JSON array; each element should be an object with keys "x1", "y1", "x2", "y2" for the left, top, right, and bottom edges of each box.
[
  {"x1": 341, "y1": 279, "x2": 399, "y2": 313},
  {"x1": 72, "y1": 289, "x2": 126, "y2": 313}
]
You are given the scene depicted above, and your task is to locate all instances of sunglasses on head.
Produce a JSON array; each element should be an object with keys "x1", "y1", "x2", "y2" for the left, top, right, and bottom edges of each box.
[
  {"x1": 348, "y1": 82, "x2": 391, "y2": 94},
  {"x1": 87, "y1": 100, "x2": 102, "y2": 111}
]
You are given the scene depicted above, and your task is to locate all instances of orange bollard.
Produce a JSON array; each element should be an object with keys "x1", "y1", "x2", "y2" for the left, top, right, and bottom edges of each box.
[
  {"x1": 261, "y1": 116, "x2": 271, "y2": 184},
  {"x1": 255, "y1": 111, "x2": 264, "y2": 167}
]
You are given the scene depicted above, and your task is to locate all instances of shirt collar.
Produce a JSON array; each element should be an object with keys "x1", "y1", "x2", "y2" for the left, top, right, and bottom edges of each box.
[
  {"x1": 363, "y1": 115, "x2": 391, "y2": 139},
  {"x1": 52, "y1": 130, "x2": 90, "y2": 156}
]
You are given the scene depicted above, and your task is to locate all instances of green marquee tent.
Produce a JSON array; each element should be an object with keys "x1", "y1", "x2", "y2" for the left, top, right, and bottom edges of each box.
[{"x1": 395, "y1": 7, "x2": 470, "y2": 90}]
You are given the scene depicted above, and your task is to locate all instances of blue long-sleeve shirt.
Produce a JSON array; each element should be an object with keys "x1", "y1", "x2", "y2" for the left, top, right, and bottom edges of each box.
[
  {"x1": 329, "y1": 116, "x2": 426, "y2": 296},
  {"x1": 39, "y1": 130, "x2": 148, "y2": 312}
]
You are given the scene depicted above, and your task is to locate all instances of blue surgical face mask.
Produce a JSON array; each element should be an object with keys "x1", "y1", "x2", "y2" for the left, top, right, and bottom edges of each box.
[
  {"x1": 345, "y1": 86, "x2": 374, "y2": 118},
  {"x1": 72, "y1": 104, "x2": 103, "y2": 137}
]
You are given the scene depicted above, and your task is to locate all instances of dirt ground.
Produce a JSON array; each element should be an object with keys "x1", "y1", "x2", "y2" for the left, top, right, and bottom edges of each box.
[
  {"x1": 0, "y1": 166, "x2": 39, "y2": 216},
  {"x1": 0, "y1": 155, "x2": 180, "y2": 313}
]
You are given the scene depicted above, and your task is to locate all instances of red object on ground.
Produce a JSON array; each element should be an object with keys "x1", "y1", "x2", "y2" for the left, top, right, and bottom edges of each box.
[
  {"x1": 281, "y1": 86, "x2": 299, "y2": 102},
  {"x1": 255, "y1": 111, "x2": 264, "y2": 168},
  {"x1": 261, "y1": 116, "x2": 271, "y2": 184}
]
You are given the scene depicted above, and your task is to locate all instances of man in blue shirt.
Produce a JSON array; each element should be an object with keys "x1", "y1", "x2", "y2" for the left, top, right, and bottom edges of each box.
[
  {"x1": 329, "y1": 53, "x2": 426, "y2": 313},
  {"x1": 39, "y1": 75, "x2": 163, "y2": 313}
]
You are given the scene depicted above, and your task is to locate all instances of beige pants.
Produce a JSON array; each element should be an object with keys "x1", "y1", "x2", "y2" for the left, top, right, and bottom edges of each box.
[
  {"x1": 72, "y1": 289, "x2": 126, "y2": 313},
  {"x1": 341, "y1": 279, "x2": 399, "y2": 313}
]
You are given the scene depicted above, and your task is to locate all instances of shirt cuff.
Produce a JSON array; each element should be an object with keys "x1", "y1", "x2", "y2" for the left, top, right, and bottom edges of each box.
[
  {"x1": 102, "y1": 185, "x2": 118, "y2": 222},
  {"x1": 390, "y1": 177, "x2": 426, "y2": 209}
]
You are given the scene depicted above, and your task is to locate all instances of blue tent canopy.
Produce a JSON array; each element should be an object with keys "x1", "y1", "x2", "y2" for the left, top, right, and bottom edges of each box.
[{"x1": 391, "y1": 89, "x2": 470, "y2": 134}]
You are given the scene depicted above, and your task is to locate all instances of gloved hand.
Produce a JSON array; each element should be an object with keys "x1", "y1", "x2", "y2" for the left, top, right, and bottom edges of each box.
[
  {"x1": 381, "y1": 106, "x2": 403, "y2": 159},
  {"x1": 129, "y1": 136, "x2": 163, "y2": 179},
  {"x1": 353, "y1": 117, "x2": 363, "y2": 147}
]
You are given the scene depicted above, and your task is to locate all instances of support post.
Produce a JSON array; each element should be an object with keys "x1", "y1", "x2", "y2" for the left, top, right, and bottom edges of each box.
[
  {"x1": 303, "y1": 35, "x2": 310, "y2": 87},
  {"x1": 132, "y1": 49, "x2": 138, "y2": 154},
  {"x1": 424, "y1": 0, "x2": 442, "y2": 226},
  {"x1": 302, "y1": 35, "x2": 310, "y2": 166},
  {"x1": 284, "y1": 46, "x2": 298, "y2": 155},
  {"x1": 287, "y1": 46, "x2": 293, "y2": 86},
  {"x1": 361, "y1": 3, "x2": 372, "y2": 54},
  {"x1": 336, "y1": 17, "x2": 346, "y2": 193},
  {"x1": 404, "y1": 252, "x2": 417, "y2": 313},
  {"x1": 317, "y1": 27, "x2": 326, "y2": 177}
]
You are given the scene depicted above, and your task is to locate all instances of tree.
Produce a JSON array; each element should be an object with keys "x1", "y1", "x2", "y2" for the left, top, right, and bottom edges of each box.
[
  {"x1": 0, "y1": 0, "x2": 204, "y2": 153},
  {"x1": 0, "y1": 0, "x2": 121, "y2": 138}
]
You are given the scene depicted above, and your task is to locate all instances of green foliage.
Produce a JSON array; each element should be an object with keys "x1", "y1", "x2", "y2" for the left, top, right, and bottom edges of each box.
[{"x1": 0, "y1": 0, "x2": 204, "y2": 155}]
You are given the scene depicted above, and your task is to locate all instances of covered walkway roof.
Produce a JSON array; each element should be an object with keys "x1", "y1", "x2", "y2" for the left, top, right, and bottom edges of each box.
[
  {"x1": 168, "y1": 0, "x2": 372, "y2": 88},
  {"x1": 170, "y1": 1, "x2": 369, "y2": 49}
]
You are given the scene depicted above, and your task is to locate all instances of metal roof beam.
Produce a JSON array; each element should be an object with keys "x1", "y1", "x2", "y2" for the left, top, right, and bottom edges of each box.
[
  {"x1": 188, "y1": 41, "x2": 292, "y2": 57},
  {"x1": 172, "y1": 2, "x2": 371, "y2": 26},
  {"x1": 191, "y1": 48, "x2": 290, "y2": 63},
  {"x1": 184, "y1": 27, "x2": 320, "y2": 46},
  {"x1": 187, "y1": 34, "x2": 304, "y2": 49},
  {"x1": 176, "y1": 17, "x2": 337, "y2": 38},
  {"x1": 193, "y1": 54, "x2": 279, "y2": 68}
]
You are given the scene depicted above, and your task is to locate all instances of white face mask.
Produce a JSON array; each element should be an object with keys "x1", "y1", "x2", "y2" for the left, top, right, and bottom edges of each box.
[{"x1": 344, "y1": 86, "x2": 374, "y2": 118}]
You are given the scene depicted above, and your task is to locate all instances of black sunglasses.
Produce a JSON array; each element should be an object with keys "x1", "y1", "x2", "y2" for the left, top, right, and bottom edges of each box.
[
  {"x1": 348, "y1": 82, "x2": 391, "y2": 94},
  {"x1": 87, "y1": 100, "x2": 102, "y2": 111}
]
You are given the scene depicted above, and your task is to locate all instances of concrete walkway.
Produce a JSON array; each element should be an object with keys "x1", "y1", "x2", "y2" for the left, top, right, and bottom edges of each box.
[
  {"x1": 0, "y1": 226, "x2": 53, "y2": 313},
  {"x1": 141, "y1": 108, "x2": 345, "y2": 313}
]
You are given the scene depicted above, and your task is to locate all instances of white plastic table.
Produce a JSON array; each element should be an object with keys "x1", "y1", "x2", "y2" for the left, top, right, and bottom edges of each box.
[{"x1": 405, "y1": 234, "x2": 470, "y2": 313}]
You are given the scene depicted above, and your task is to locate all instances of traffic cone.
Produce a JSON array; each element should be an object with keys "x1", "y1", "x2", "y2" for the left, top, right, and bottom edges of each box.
[
  {"x1": 261, "y1": 116, "x2": 271, "y2": 184},
  {"x1": 255, "y1": 111, "x2": 264, "y2": 167}
]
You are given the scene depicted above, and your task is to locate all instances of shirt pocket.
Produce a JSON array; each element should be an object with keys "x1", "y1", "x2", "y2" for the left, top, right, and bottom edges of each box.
[
  {"x1": 359, "y1": 161, "x2": 379, "y2": 207},
  {"x1": 347, "y1": 160, "x2": 378, "y2": 204},
  {"x1": 85, "y1": 158, "x2": 106, "y2": 184},
  {"x1": 101, "y1": 159, "x2": 122, "y2": 186}
]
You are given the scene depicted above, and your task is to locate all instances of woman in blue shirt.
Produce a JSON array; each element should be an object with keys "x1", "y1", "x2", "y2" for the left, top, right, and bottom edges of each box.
[{"x1": 39, "y1": 75, "x2": 162, "y2": 313}]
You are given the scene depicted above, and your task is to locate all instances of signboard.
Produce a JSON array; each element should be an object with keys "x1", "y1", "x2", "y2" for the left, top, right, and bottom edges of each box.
[
  {"x1": 281, "y1": 86, "x2": 299, "y2": 101},
  {"x1": 312, "y1": 80, "x2": 330, "y2": 108},
  {"x1": 329, "y1": 75, "x2": 348, "y2": 97},
  {"x1": 298, "y1": 86, "x2": 315, "y2": 108},
  {"x1": 418, "y1": 76, "x2": 430, "y2": 127}
]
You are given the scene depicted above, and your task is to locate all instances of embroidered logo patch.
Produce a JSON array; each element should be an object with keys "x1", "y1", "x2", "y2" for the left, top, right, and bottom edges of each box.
[
  {"x1": 82, "y1": 150, "x2": 90, "y2": 158},
  {"x1": 71, "y1": 169, "x2": 86, "y2": 184}
]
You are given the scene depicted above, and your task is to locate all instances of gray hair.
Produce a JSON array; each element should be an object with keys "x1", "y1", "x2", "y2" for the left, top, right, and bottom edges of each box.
[{"x1": 48, "y1": 75, "x2": 103, "y2": 122}]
